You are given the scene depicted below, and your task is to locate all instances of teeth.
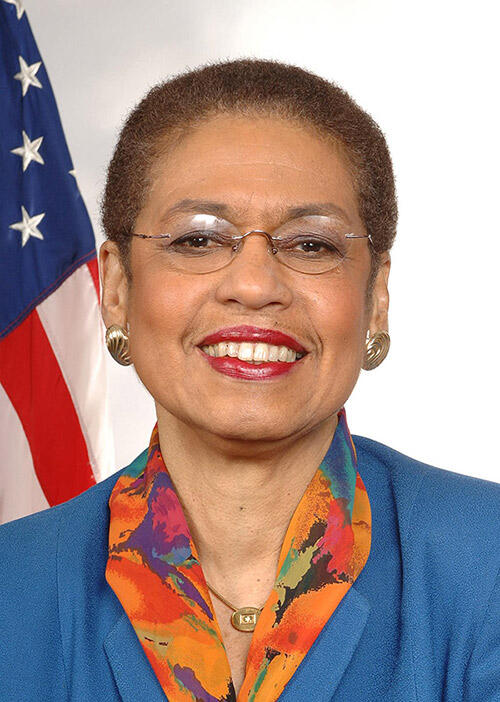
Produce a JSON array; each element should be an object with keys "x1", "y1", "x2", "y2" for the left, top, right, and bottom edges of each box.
[
  {"x1": 200, "y1": 341, "x2": 304, "y2": 363},
  {"x1": 237, "y1": 342, "x2": 254, "y2": 362},
  {"x1": 278, "y1": 346, "x2": 289, "y2": 362},
  {"x1": 253, "y1": 343, "x2": 269, "y2": 362},
  {"x1": 215, "y1": 342, "x2": 228, "y2": 357},
  {"x1": 268, "y1": 345, "x2": 279, "y2": 362}
]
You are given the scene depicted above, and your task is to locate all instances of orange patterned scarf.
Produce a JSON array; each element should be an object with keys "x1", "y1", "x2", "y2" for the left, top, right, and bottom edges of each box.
[{"x1": 106, "y1": 408, "x2": 371, "y2": 700}]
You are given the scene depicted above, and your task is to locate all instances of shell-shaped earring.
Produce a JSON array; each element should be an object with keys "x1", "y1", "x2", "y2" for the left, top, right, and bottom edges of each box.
[
  {"x1": 363, "y1": 329, "x2": 390, "y2": 370},
  {"x1": 105, "y1": 324, "x2": 132, "y2": 366}
]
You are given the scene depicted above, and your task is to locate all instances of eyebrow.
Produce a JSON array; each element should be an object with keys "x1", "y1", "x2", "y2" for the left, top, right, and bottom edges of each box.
[{"x1": 158, "y1": 198, "x2": 352, "y2": 225}]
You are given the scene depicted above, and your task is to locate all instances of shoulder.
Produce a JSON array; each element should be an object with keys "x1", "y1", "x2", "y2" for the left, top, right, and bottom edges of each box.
[
  {"x1": 0, "y1": 448, "x2": 148, "y2": 598},
  {"x1": 1, "y1": 469, "x2": 117, "y2": 560},
  {"x1": 353, "y1": 433, "x2": 500, "y2": 540},
  {"x1": 0, "y1": 449, "x2": 148, "y2": 695},
  {"x1": 353, "y1": 434, "x2": 500, "y2": 651},
  {"x1": 0, "y1": 451, "x2": 138, "y2": 697},
  {"x1": 0, "y1": 472, "x2": 114, "y2": 613}
]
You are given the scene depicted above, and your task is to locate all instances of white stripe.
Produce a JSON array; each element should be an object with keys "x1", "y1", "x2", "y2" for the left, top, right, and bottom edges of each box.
[
  {"x1": 0, "y1": 383, "x2": 50, "y2": 524},
  {"x1": 37, "y1": 264, "x2": 115, "y2": 482}
]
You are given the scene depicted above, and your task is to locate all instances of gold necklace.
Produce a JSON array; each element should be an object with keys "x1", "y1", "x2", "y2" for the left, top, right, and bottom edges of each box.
[{"x1": 205, "y1": 581, "x2": 265, "y2": 633}]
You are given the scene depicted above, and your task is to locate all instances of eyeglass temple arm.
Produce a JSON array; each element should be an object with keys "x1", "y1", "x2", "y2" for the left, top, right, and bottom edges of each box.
[{"x1": 346, "y1": 233, "x2": 374, "y2": 247}]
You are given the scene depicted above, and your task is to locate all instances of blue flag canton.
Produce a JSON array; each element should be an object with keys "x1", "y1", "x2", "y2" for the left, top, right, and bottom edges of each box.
[{"x1": 0, "y1": 2, "x2": 96, "y2": 338}]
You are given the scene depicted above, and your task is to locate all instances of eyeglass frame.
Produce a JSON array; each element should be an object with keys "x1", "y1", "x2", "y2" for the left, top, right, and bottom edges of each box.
[{"x1": 129, "y1": 225, "x2": 374, "y2": 275}]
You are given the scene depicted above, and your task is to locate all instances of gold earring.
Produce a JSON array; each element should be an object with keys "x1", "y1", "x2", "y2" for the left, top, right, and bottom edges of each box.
[
  {"x1": 363, "y1": 330, "x2": 390, "y2": 370},
  {"x1": 105, "y1": 324, "x2": 132, "y2": 366}
]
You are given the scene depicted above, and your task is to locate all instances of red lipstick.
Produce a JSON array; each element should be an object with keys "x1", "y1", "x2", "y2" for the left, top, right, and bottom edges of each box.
[
  {"x1": 198, "y1": 350, "x2": 302, "y2": 380},
  {"x1": 196, "y1": 325, "x2": 307, "y2": 381},
  {"x1": 198, "y1": 325, "x2": 307, "y2": 353}
]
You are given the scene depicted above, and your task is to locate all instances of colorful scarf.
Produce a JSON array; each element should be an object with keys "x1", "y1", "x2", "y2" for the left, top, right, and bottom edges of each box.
[{"x1": 106, "y1": 408, "x2": 371, "y2": 701}]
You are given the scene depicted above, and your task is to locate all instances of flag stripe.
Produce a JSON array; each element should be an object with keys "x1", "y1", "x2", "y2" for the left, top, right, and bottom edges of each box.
[
  {"x1": 0, "y1": 383, "x2": 50, "y2": 522},
  {"x1": 0, "y1": 4, "x2": 114, "y2": 524},
  {"x1": 87, "y1": 257, "x2": 100, "y2": 301},
  {"x1": 37, "y1": 264, "x2": 113, "y2": 481},
  {"x1": 0, "y1": 248, "x2": 97, "y2": 340},
  {"x1": 0, "y1": 308, "x2": 95, "y2": 506}
]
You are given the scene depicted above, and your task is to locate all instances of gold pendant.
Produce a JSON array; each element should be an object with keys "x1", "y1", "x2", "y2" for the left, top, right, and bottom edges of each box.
[{"x1": 231, "y1": 607, "x2": 261, "y2": 632}]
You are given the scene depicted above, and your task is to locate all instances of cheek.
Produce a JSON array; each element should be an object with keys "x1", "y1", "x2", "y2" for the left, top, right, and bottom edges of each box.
[
  {"x1": 127, "y1": 270, "x2": 194, "y2": 367},
  {"x1": 314, "y1": 281, "x2": 366, "y2": 361}
]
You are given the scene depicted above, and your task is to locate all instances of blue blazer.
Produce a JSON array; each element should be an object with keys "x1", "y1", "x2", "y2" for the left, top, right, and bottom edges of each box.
[{"x1": 1, "y1": 435, "x2": 499, "y2": 701}]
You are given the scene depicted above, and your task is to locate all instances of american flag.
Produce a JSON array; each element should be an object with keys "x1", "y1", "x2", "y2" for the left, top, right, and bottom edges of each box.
[{"x1": 0, "y1": 1, "x2": 113, "y2": 524}]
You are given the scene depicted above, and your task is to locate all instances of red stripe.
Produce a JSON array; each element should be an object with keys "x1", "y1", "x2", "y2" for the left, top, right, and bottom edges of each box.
[
  {"x1": 0, "y1": 250, "x2": 96, "y2": 339},
  {"x1": 0, "y1": 309, "x2": 95, "y2": 506},
  {"x1": 87, "y1": 257, "x2": 100, "y2": 301}
]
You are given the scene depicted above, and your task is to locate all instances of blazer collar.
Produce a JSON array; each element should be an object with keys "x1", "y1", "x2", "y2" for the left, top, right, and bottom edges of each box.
[
  {"x1": 103, "y1": 611, "x2": 166, "y2": 702},
  {"x1": 103, "y1": 585, "x2": 370, "y2": 702},
  {"x1": 278, "y1": 586, "x2": 370, "y2": 700}
]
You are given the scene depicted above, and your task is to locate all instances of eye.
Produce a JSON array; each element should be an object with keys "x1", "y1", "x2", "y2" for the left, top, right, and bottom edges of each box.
[
  {"x1": 170, "y1": 230, "x2": 226, "y2": 249},
  {"x1": 296, "y1": 238, "x2": 337, "y2": 253},
  {"x1": 283, "y1": 234, "x2": 344, "y2": 257}
]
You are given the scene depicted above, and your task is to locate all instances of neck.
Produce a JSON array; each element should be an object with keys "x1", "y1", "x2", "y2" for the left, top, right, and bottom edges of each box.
[{"x1": 155, "y1": 407, "x2": 338, "y2": 605}]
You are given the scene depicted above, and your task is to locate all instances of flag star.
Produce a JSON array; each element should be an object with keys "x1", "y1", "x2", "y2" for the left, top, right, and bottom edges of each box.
[
  {"x1": 69, "y1": 169, "x2": 77, "y2": 178},
  {"x1": 3, "y1": 0, "x2": 25, "y2": 20},
  {"x1": 11, "y1": 131, "x2": 44, "y2": 171},
  {"x1": 10, "y1": 206, "x2": 45, "y2": 247},
  {"x1": 14, "y1": 56, "x2": 42, "y2": 96}
]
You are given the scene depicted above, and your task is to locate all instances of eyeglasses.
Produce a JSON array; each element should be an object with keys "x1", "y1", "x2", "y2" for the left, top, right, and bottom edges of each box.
[{"x1": 130, "y1": 213, "x2": 373, "y2": 275}]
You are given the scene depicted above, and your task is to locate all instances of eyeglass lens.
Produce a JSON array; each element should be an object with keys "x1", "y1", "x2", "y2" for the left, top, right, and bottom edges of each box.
[{"x1": 149, "y1": 213, "x2": 358, "y2": 274}]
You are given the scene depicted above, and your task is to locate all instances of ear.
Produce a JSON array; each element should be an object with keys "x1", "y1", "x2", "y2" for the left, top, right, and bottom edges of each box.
[
  {"x1": 366, "y1": 252, "x2": 391, "y2": 336},
  {"x1": 99, "y1": 240, "x2": 129, "y2": 329}
]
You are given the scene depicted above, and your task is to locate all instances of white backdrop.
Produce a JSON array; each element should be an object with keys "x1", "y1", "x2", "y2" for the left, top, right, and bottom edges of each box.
[{"x1": 25, "y1": 0, "x2": 499, "y2": 482}]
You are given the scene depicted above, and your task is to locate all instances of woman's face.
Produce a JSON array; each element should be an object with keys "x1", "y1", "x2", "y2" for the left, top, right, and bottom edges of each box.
[{"x1": 101, "y1": 114, "x2": 390, "y2": 442}]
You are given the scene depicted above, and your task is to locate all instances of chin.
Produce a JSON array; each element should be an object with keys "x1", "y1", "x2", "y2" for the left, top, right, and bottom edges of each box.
[{"x1": 195, "y1": 408, "x2": 302, "y2": 443}]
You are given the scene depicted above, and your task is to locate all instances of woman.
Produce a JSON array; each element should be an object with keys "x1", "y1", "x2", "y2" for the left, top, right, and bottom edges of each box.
[{"x1": 1, "y1": 59, "x2": 499, "y2": 702}]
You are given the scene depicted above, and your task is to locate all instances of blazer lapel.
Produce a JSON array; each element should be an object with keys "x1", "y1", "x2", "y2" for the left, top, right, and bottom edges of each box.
[
  {"x1": 104, "y1": 612, "x2": 168, "y2": 702},
  {"x1": 103, "y1": 588, "x2": 368, "y2": 702},
  {"x1": 277, "y1": 586, "x2": 370, "y2": 701}
]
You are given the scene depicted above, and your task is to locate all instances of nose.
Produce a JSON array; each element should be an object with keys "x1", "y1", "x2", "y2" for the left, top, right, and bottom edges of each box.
[
  {"x1": 234, "y1": 230, "x2": 277, "y2": 257},
  {"x1": 214, "y1": 230, "x2": 293, "y2": 310}
]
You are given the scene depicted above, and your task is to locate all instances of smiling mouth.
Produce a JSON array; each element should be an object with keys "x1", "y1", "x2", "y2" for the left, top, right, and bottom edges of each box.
[{"x1": 199, "y1": 340, "x2": 306, "y2": 363}]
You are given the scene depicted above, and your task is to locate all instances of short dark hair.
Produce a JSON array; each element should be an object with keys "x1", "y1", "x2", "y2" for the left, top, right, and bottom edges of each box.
[{"x1": 101, "y1": 58, "x2": 397, "y2": 296}]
